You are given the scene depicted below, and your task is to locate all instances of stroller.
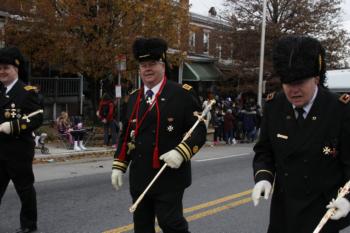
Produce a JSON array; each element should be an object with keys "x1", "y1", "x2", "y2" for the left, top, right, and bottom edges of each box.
[{"x1": 34, "y1": 132, "x2": 50, "y2": 154}]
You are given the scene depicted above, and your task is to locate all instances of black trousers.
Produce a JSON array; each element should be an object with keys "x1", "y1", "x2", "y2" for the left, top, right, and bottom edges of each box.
[
  {"x1": 0, "y1": 159, "x2": 37, "y2": 229},
  {"x1": 131, "y1": 189, "x2": 190, "y2": 233}
]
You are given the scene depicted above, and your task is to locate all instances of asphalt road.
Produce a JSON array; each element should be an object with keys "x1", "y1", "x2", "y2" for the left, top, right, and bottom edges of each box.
[{"x1": 1, "y1": 144, "x2": 350, "y2": 233}]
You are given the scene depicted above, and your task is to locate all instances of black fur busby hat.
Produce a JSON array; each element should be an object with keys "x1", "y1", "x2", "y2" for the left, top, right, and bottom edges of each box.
[
  {"x1": 132, "y1": 37, "x2": 168, "y2": 63},
  {"x1": 0, "y1": 47, "x2": 28, "y2": 83},
  {"x1": 273, "y1": 35, "x2": 326, "y2": 85}
]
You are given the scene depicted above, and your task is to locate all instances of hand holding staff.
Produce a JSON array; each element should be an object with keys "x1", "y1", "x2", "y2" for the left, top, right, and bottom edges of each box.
[
  {"x1": 129, "y1": 99, "x2": 216, "y2": 213},
  {"x1": 313, "y1": 180, "x2": 350, "y2": 233}
]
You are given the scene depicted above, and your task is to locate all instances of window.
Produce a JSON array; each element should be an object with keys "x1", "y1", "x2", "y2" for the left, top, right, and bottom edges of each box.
[
  {"x1": 203, "y1": 31, "x2": 210, "y2": 54},
  {"x1": 216, "y1": 44, "x2": 222, "y2": 59},
  {"x1": 189, "y1": 31, "x2": 196, "y2": 51}
]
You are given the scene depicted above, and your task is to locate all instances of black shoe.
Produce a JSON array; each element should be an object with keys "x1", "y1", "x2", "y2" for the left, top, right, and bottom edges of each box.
[{"x1": 15, "y1": 227, "x2": 37, "y2": 233}]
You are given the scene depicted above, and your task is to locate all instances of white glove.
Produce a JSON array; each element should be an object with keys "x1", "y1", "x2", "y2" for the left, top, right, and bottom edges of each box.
[
  {"x1": 327, "y1": 197, "x2": 350, "y2": 220},
  {"x1": 111, "y1": 169, "x2": 123, "y2": 191},
  {"x1": 251, "y1": 180, "x2": 272, "y2": 206},
  {"x1": 159, "y1": 149, "x2": 184, "y2": 169},
  {"x1": 0, "y1": 122, "x2": 11, "y2": 134}
]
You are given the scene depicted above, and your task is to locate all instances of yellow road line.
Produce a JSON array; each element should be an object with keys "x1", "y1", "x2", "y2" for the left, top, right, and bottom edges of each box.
[
  {"x1": 103, "y1": 190, "x2": 252, "y2": 233},
  {"x1": 183, "y1": 189, "x2": 252, "y2": 213}
]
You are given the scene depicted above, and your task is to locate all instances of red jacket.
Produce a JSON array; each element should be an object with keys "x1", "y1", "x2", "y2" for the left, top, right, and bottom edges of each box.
[{"x1": 98, "y1": 99, "x2": 115, "y2": 122}]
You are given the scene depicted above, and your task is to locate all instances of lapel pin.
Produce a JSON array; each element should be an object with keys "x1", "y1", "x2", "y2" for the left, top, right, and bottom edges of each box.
[
  {"x1": 312, "y1": 116, "x2": 317, "y2": 120},
  {"x1": 11, "y1": 103, "x2": 15, "y2": 108},
  {"x1": 277, "y1": 133, "x2": 288, "y2": 140},
  {"x1": 167, "y1": 117, "x2": 174, "y2": 122},
  {"x1": 161, "y1": 98, "x2": 166, "y2": 101}
]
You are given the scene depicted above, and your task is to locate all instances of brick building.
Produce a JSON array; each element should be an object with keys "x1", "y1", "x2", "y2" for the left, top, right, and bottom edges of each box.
[{"x1": 183, "y1": 8, "x2": 234, "y2": 97}]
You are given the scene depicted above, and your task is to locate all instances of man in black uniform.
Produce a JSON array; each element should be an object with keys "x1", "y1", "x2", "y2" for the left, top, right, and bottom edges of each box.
[
  {"x1": 252, "y1": 35, "x2": 350, "y2": 233},
  {"x1": 0, "y1": 47, "x2": 43, "y2": 233},
  {"x1": 111, "y1": 37, "x2": 207, "y2": 233}
]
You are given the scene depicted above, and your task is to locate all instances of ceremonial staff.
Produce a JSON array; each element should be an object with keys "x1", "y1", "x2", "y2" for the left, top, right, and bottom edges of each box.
[
  {"x1": 129, "y1": 99, "x2": 216, "y2": 213},
  {"x1": 313, "y1": 180, "x2": 350, "y2": 233}
]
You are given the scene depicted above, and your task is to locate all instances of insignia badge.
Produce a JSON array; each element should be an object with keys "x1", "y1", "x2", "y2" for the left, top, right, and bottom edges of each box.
[
  {"x1": 182, "y1": 84, "x2": 192, "y2": 91},
  {"x1": 339, "y1": 94, "x2": 350, "y2": 104},
  {"x1": 10, "y1": 111, "x2": 17, "y2": 118},
  {"x1": 21, "y1": 124, "x2": 27, "y2": 130},
  {"x1": 146, "y1": 97, "x2": 152, "y2": 105},
  {"x1": 16, "y1": 114, "x2": 21, "y2": 118},
  {"x1": 167, "y1": 118, "x2": 174, "y2": 122},
  {"x1": 167, "y1": 125, "x2": 174, "y2": 132},
  {"x1": 127, "y1": 142, "x2": 135, "y2": 155},
  {"x1": 323, "y1": 146, "x2": 331, "y2": 155},
  {"x1": 11, "y1": 103, "x2": 15, "y2": 108},
  {"x1": 277, "y1": 133, "x2": 288, "y2": 140},
  {"x1": 286, "y1": 115, "x2": 292, "y2": 120},
  {"x1": 161, "y1": 98, "x2": 166, "y2": 101},
  {"x1": 192, "y1": 145, "x2": 199, "y2": 154},
  {"x1": 322, "y1": 140, "x2": 338, "y2": 158},
  {"x1": 24, "y1": 85, "x2": 37, "y2": 91},
  {"x1": 5, "y1": 95, "x2": 9, "y2": 98},
  {"x1": 4, "y1": 111, "x2": 11, "y2": 118},
  {"x1": 266, "y1": 92, "x2": 275, "y2": 102},
  {"x1": 312, "y1": 116, "x2": 317, "y2": 120}
]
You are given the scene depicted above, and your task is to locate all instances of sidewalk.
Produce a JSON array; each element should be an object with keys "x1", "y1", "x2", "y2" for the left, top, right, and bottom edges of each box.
[
  {"x1": 34, "y1": 139, "x2": 254, "y2": 164},
  {"x1": 34, "y1": 143, "x2": 115, "y2": 163}
]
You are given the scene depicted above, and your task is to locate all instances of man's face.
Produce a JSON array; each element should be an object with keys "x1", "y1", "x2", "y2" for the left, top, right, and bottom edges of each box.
[
  {"x1": 0, "y1": 64, "x2": 18, "y2": 86},
  {"x1": 139, "y1": 60, "x2": 165, "y2": 88},
  {"x1": 282, "y1": 77, "x2": 319, "y2": 107}
]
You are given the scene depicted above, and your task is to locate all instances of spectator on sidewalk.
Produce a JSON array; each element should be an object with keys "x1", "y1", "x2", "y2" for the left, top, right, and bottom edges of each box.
[
  {"x1": 202, "y1": 95, "x2": 213, "y2": 129},
  {"x1": 56, "y1": 111, "x2": 87, "y2": 151},
  {"x1": 224, "y1": 109, "x2": 236, "y2": 144},
  {"x1": 97, "y1": 93, "x2": 119, "y2": 147},
  {"x1": 239, "y1": 103, "x2": 257, "y2": 143},
  {"x1": 212, "y1": 107, "x2": 224, "y2": 145}
]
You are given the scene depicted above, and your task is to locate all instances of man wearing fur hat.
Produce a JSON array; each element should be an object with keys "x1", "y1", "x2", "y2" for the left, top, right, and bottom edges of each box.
[
  {"x1": 111, "y1": 37, "x2": 206, "y2": 233},
  {"x1": 0, "y1": 47, "x2": 43, "y2": 233},
  {"x1": 251, "y1": 35, "x2": 350, "y2": 233}
]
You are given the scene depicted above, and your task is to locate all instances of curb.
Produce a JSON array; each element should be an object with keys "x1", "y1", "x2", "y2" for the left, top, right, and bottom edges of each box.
[{"x1": 34, "y1": 149, "x2": 115, "y2": 164}]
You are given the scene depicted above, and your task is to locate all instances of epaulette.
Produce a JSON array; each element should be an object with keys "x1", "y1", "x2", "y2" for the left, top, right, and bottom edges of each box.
[
  {"x1": 129, "y1": 88, "x2": 139, "y2": 95},
  {"x1": 182, "y1": 84, "x2": 192, "y2": 91},
  {"x1": 24, "y1": 85, "x2": 37, "y2": 91},
  {"x1": 265, "y1": 92, "x2": 275, "y2": 102},
  {"x1": 339, "y1": 93, "x2": 350, "y2": 104}
]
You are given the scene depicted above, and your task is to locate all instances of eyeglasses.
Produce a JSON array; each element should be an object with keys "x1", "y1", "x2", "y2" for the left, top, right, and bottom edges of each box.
[{"x1": 139, "y1": 61, "x2": 163, "y2": 69}]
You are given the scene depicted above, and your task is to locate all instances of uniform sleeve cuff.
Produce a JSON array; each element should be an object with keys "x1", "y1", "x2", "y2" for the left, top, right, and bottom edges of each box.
[
  {"x1": 112, "y1": 159, "x2": 129, "y2": 173},
  {"x1": 175, "y1": 142, "x2": 193, "y2": 162},
  {"x1": 254, "y1": 169, "x2": 274, "y2": 183}
]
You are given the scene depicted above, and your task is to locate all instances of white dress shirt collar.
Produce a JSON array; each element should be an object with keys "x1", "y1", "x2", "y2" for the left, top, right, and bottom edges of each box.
[{"x1": 5, "y1": 78, "x2": 18, "y2": 94}]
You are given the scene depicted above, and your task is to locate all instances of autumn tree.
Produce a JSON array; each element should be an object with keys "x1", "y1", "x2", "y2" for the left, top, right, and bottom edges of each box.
[
  {"x1": 223, "y1": 0, "x2": 349, "y2": 93},
  {"x1": 0, "y1": 0, "x2": 189, "y2": 113}
]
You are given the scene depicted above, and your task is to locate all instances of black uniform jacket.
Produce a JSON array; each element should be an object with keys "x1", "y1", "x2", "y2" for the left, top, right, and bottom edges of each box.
[
  {"x1": 113, "y1": 80, "x2": 207, "y2": 194},
  {"x1": 0, "y1": 80, "x2": 43, "y2": 161},
  {"x1": 253, "y1": 87, "x2": 350, "y2": 233}
]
